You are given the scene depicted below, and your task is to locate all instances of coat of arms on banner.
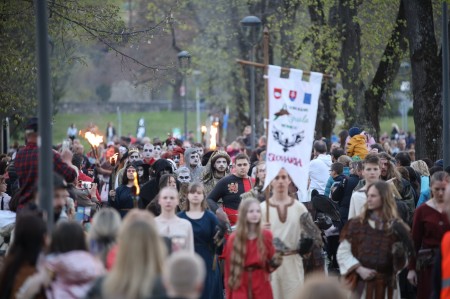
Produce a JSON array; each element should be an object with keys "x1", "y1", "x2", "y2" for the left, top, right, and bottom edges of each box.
[
  {"x1": 289, "y1": 90, "x2": 297, "y2": 101},
  {"x1": 264, "y1": 65, "x2": 323, "y2": 200},
  {"x1": 274, "y1": 88, "x2": 282, "y2": 99}
]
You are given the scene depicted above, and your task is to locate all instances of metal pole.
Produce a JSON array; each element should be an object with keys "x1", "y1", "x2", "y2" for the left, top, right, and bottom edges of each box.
[
  {"x1": 443, "y1": 2, "x2": 450, "y2": 168},
  {"x1": 116, "y1": 106, "x2": 122, "y2": 138},
  {"x1": 250, "y1": 47, "x2": 256, "y2": 150},
  {"x1": 196, "y1": 85, "x2": 201, "y2": 142},
  {"x1": 184, "y1": 74, "x2": 188, "y2": 140},
  {"x1": 35, "y1": 0, "x2": 54, "y2": 230}
]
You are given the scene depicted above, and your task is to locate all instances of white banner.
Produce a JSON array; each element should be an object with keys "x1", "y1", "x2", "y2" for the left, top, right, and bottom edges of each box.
[{"x1": 263, "y1": 65, "x2": 323, "y2": 201}]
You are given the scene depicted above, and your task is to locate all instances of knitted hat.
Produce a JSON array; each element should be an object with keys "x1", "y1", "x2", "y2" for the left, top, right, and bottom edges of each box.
[{"x1": 349, "y1": 127, "x2": 361, "y2": 137}]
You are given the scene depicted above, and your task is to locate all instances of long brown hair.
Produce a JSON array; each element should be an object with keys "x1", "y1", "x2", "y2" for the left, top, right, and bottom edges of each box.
[
  {"x1": 228, "y1": 198, "x2": 265, "y2": 289},
  {"x1": 361, "y1": 181, "x2": 399, "y2": 228},
  {"x1": 183, "y1": 182, "x2": 208, "y2": 211}
]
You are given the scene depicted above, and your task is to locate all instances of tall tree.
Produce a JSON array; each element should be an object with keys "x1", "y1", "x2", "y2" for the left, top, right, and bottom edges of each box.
[{"x1": 403, "y1": 0, "x2": 442, "y2": 160}]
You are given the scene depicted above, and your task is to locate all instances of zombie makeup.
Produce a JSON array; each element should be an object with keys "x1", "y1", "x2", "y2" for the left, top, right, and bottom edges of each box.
[
  {"x1": 143, "y1": 143, "x2": 154, "y2": 159},
  {"x1": 190, "y1": 152, "x2": 200, "y2": 168}
]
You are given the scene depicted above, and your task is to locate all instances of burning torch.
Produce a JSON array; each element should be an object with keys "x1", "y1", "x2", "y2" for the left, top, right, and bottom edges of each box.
[{"x1": 80, "y1": 131, "x2": 103, "y2": 161}]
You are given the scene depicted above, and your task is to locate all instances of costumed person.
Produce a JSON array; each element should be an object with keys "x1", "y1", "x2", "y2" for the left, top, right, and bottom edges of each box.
[
  {"x1": 184, "y1": 148, "x2": 204, "y2": 183},
  {"x1": 261, "y1": 168, "x2": 322, "y2": 299},
  {"x1": 407, "y1": 171, "x2": 450, "y2": 299},
  {"x1": 108, "y1": 163, "x2": 139, "y2": 218},
  {"x1": 253, "y1": 161, "x2": 267, "y2": 202},
  {"x1": 202, "y1": 150, "x2": 231, "y2": 196},
  {"x1": 178, "y1": 183, "x2": 225, "y2": 299},
  {"x1": 134, "y1": 160, "x2": 150, "y2": 186},
  {"x1": 138, "y1": 159, "x2": 173, "y2": 209},
  {"x1": 176, "y1": 166, "x2": 191, "y2": 209},
  {"x1": 207, "y1": 153, "x2": 252, "y2": 227},
  {"x1": 142, "y1": 143, "x2": 156, "y2": 166},
  {"x1": 337, "y1": 180, "x2": 414, "y2": 299},
  {"x1": 224, "y1": 198, "x2": 282, "y2": 299},
  {"x1": 155, "y1": 187, "x2": 194, "y2": 252}
]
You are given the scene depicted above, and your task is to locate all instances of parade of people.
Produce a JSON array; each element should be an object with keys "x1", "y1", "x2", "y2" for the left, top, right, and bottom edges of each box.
[{"x1": 2, "y1": 1, "x2": 450, "y2": 299}]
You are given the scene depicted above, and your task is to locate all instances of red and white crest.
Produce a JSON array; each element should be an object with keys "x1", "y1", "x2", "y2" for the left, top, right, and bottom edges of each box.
[
  {"x1": 274, "y1": 88, "x2": 282, "y2": 99},
  {"x1": 289, "y1": 90, "x2": 297, "y2": 101}
]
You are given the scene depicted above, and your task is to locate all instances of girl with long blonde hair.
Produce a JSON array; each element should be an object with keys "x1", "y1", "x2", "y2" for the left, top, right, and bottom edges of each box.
[
  {"x1": 224, "y1": 198, "x2": 280, "y2": 299},
  {"x1": 85, "y1": 210, "x2": 167, "y2": 299}
]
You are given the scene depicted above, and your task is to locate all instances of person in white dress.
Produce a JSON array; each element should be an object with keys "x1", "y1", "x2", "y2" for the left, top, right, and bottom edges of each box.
[{"x1": 155, "y1": 187, "x2": 194, "y2": 252}]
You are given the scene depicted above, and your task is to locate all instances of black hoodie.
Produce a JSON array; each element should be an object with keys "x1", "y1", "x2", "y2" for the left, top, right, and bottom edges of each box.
[{"x1": 138, "y1": 159, "x2": 173, "y2": 209}]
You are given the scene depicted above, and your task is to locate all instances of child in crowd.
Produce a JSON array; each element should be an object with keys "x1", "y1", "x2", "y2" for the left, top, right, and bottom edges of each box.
[{"x1": 346, "y1": 127, "x2": 369, "y2": 160}]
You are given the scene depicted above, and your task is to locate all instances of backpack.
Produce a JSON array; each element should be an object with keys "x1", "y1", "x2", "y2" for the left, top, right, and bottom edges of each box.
[{"x1": 331, "y1": 177, "x2": 347, "y2": 203}]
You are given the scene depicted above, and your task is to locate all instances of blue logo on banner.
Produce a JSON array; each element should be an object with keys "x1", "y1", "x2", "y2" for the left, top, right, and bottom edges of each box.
[{"x1": 303, "y1": 93, "x2": 312, "y2": 104}]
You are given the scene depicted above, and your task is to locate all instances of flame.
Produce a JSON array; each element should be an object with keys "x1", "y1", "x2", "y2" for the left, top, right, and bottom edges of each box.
[
  {"x1": 84, "y1": 132, "x2": 103, "y2": 147},
  {"x1": 210, "y1": 125, "x2": 217, "y2": 150},
  {"x1": 201, "y1": 125, "x2": 207, "y2": 133},
  {"x1": 133, "y1": 171, "x2": 140, "y2": 196}
]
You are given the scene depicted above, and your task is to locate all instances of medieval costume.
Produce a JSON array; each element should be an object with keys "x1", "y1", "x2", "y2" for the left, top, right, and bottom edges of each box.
[
  {"x1": 184, "y1": 148, "x2": 204, "y2": 183},
  {"x1": 178, "y1": 210, "x2": 224, "y2": 299},
  {"x1": 409, "y1": 203, "x2": 450, "y2": 299},
  {"x1": 337, "y1": 218, "x2": 411, "y2": 299},
  {"x1": 223, "y1": 229, "x2": 275, "y2": 299},
  {"x1": 207, "y1": 174, "x2": 252, "y2": 226},
  {"x1": 260, "y1": 198, "x2": 321, "y2": 299},
  {"x1": 202, "y1": 151, "x2": 231, "y2": 196},
  {"x1": 155, "y1": 216, "x2": 194, "y2": 253}
]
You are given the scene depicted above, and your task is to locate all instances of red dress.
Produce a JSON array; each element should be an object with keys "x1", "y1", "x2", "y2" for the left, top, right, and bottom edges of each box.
[
  {"x1": 409, "y1": 203, "x2": 450, "y2": 299},
  {"x1": 224, "y1": 229, "x2": 275, "y2": 299}
]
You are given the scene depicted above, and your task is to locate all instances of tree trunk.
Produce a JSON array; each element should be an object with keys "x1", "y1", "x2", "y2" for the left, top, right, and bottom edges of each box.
[
  {"x1": 403, "y1": 0, "x2": 442, "y2": 160},
  {"x1": 338, "y1": 0, "x2": 365, "y2": 127},
  {"x1": 309, "y1": 1, "x2": 338, "y2": 140},
  {"x1": 364, "y1": 0, "x2": 408, "y2": 140}
]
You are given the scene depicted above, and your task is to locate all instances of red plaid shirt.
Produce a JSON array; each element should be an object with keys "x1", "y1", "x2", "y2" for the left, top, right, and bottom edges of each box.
[{"x1": 14, "y1": 142, "x2": 77, "y2": 208}]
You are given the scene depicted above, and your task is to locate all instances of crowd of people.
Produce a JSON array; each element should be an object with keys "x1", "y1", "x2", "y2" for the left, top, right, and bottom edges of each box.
[{"x1": 0, "y1": 118, "x2": 449, "y2": 299}]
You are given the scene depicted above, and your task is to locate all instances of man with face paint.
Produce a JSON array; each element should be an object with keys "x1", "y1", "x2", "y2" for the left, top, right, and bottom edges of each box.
[
  {"x1": 202, "y1": 151, "x2": 231, "y2": 196},
  {"x1": 183, "y1": 148, "x2": 204, "y2": 183},
  {"x1": 175, "y1": 166, "x2": 191, "y2": 209},
  {"x1": 142, "y1": 143, "x2": 156, "y2": 166}
]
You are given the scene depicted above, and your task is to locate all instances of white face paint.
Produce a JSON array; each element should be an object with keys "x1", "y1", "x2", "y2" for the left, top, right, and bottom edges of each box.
[
  {"x1": 154, "y1": 145, "x2": 162, "y2": 158},
  {"x1": 172, "y1": 154, "x2": 181, "y2": 166},
  {"x1": 214, "y1": 157, "x2": 228, "y2": 173},
  {"x1": 196, "y1": 147, "x2": 204, "y2": 157},
  {"x1": 190, "y1": 152, "x2": 200, "y2": 167},
  {"x1": 143, "y1": 143, "x2": 154, "y2": 159},
  {"x1": 177, "y1": 171, "x2": 191, "y2": 184},
  {"x1": 119, "y1": 146, "x2": 127, "y2": 156}
]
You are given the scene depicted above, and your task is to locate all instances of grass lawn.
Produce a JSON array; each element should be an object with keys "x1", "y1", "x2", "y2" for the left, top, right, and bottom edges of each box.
[
  {"x1": 52, "y1": 111, "x2": 415, "y2": 147},
  {"x1": 53, "y1": 111, "x2": 207, "y2": 146}
]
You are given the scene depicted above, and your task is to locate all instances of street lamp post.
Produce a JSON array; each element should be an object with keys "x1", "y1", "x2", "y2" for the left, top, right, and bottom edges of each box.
[
  {"x1": 193, "y1": 70, "x2": 202, "y2": 143},
  {"x1": 178, "y1": 51, "x2": 191, "y2": 141},
  {"x1": 240, "y1": 16, "x2": 262, "y2": 151}
]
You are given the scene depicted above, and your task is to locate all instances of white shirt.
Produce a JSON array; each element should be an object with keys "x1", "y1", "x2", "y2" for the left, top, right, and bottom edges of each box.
[
  {"x1": 348, "y1": 189, "x2": 367, "y2": 219},
  {"x1": 308, "y1": 154, "x2": 332, "y2": 195}
]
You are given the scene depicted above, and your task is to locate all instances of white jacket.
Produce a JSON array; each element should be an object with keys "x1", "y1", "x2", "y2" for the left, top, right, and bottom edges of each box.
[{"x1": 308, "y1": 154, "x2": 332, "y2": 195}]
